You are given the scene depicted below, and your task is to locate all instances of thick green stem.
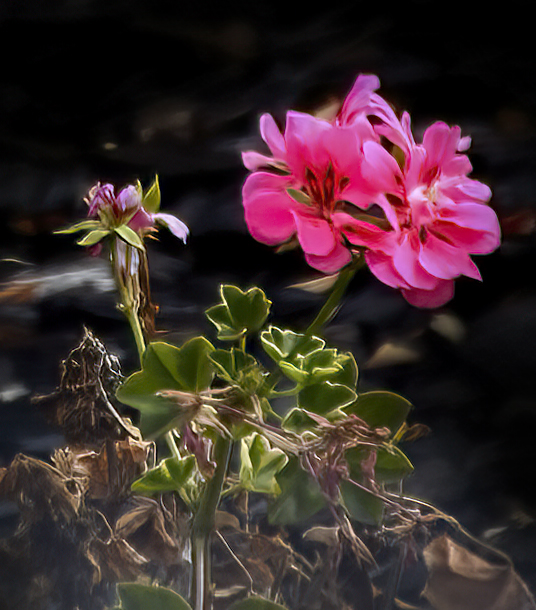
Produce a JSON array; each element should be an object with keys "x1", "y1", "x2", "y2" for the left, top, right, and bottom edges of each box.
[
  {"x1": 191, "y1": 436, "x2": 232, "y2": 610},
  {"x1": 306, "y1": 255, "x2": 364, "y2": 337}
]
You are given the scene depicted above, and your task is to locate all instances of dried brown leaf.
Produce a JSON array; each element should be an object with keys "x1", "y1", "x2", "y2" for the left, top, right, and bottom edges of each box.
[{"x1": 423, "y1": 534, "x2": 536, "y2": 610}]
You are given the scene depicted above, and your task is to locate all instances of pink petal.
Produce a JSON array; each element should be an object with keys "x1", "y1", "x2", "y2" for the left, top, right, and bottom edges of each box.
[
  {"x1": 401, "y1": 279, "x2": 455, "y2": 308},
  {"x1": 305, "y1": 240, "x2": 352, "y2": 273},
  {"x1": 419, "y1": 232, "x2": 481, "y2": 280},
  {"x1": 291, "y1": 210, "x2": 337, "y2": 256},
  {"x1": 284, "y1": 111, "x2": 332, "y2": 177},
  {"x1": 392, "y1": 232, "x2": 439, "y2": 290},
  {"x1": 422, "y1": 122, "x2": 461, "y2": 167},
  {"x1": 333, "y1": 212, "x2": 394, "y2": 253},
  {"x1": 365, "y1": 250, "x2": 410, "y2": 289},
  {"x1": 436, "y1": 221, "x2": 501, "y2": 255},
  {"x1": 338, "y1": 73, "x2": 380, "y2": 123},
  {"x1": 242, "y1": 172, "x2": 296, "y2": 245},
  {"x1": 361, "y1": 141, "x2": 403, "y2": 194},
  {"x1": 439, "y1": 202, "x2": 500, "y2": 237}
]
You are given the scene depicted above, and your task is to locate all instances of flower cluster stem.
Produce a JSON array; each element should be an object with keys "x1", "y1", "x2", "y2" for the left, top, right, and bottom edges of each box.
[
  {"x1": 191, "y1": 436, "x2": 232, "y2": 610},
  {"x1": 306, "y1": 255, "x2": 364, "y2": 336}
]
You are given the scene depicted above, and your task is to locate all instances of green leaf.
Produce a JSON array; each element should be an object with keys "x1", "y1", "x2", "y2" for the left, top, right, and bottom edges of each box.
[
  {"x1": 209, "y1": 348, "x2": 263, "y2": 393},
  {"x1": 239, "y1": 434, "x2": 288, "y2": 495},
  {"x1": 76, "y1": 229, "x2": 110, "y2": 246},
  {"x1": 339, "y1": 480, "x2": 384, "y2": 526},
  {"x1": 117, "y1": 583, "x2": 192, "y2": 610},
  {"x1": 229, "y1": 596, "x2": 289, "y2": 610},
  {"x1": 345, "y1": 391, "x2": 412, "y2": 436},
  {"x1": 116, "y1": 338, "x2": 215, "y2": 438},
  {"x1": 298, "y1": 382, "x2": 357, "y2": 416},
  {"x1": 345, "y1": 445, "x2": 413, "y2": 486},
  {"x1": 54, "y1": 219, "x2": 102, "y2": 234},
  {"x1": 327, "y1": 352, "x2": 358, "y2": 388},
  {"x1": 132, "y1": 455, "x2": 196, "y2": 494},
  {"x1": 115, "y1": 224, "x2": 145, "y2": 250},
  {"x1": 142, "y1": 175, "x2": 161, "y2": 213},
  {"x1": 206, "y1": 285, "x2": 271, "y2": 341},
  {"x1": 280, "y1": 407, "x2": 318, "y2": 433},
  {"x1": 268, "y1": 457, "x2": 325, "y2": 525}
]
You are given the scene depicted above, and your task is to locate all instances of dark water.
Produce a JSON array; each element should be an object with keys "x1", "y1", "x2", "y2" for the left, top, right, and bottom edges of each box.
[{"x1": 1, "y1": 0, "x2": 536, "y2": 600}]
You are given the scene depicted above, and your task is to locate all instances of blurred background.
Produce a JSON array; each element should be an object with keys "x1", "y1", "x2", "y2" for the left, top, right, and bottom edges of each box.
[{"x1": 1, "y1": 0, "x2": 536, "y2": 593}]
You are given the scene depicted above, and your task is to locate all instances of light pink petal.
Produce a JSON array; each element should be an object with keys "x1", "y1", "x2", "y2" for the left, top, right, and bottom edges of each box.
[
  {"x1": 438, "y1": 202, "x2": 501, "y2": 236},
  {"x1": 419, "y1": 232, "x2": 481, "y2": 280},
  {"x1": 153, "y1": 213, "x2": 189, "y2": 243},
  {"x1": 338, "y1": 74, "x2": 381, "y2": 124},
  {"x1": 440, "y1": 175, "x2": 492, "y2": 204},
  {"x1": 401, "y1": 280, "x2": 454, "y2": 308},
  {"x1": 242, "y1": 151, "x2": 277, "y2": 171},
  {"x1": 365, "y1": 249, "x2": 410, "y2": 289},
  {"x1": 392, "y1": 232, "x2": 439, "y2": 290},
  {"x1": 458, "y1": 135, "x2": 471, "y2": 151},
  {"x1": 260, "y1": 113, "x2": 287, "y2": 159},
  {"x1": 117, "y1": 185, "x2": 142, "y2": 213},
  {"x1": 305, "y1": 241, "x2": 352, "y2": 274},
  {"x1": 242, "y1": 172, "x2": 297, "y2": 245},
  {"x1": 291, "y1": 210, "x2": 337, "y2": 256}
]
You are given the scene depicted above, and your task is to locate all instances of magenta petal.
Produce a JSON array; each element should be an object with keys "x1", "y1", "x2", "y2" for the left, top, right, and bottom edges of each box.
[
  {"x1": 291, "y1": 210, "x2": 337, "y2": 256},
  {"x1": 439, "y1": 202, "x2": 500, "y2": 239},
  {"x1": 393, "y1": 233, "x2": 439, "y2": 290},
  {"x1": 333, "y1": 212, "x2": 394, "y2": 253},
  {"x1": 128, "y1": 207, "x2": 154, "y2": 232},
  {"x1": 419, "y1": 232, "x2": 481, "y2": 280},
  {"x1": 305, "y1": 241, "x2": 352, "y2": 274},
  {"x1": 242, "y1": 172, "x2": 296, "y2": 245},
  {"x1": 402, "y1": 280, "x2": 454, "y2": 308},
  {"x1": 154, "y1": 213, "x2": 189, "y2": 243},
  {"x1": 365, "y1": 250, "x2": 410, "y2": 289},
  {"x1": 361, "y1": 141, "x2": 402, "y2": 194}
]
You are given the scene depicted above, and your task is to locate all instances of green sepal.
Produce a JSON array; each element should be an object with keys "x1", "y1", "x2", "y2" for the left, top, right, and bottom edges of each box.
[
  {"x1": 142, "y1": 175, "x2": 161, "y2": 213},
  {"x1": 344, "y1": 390, "x2": 412, "y2": 436},
  {"x1": 206, "y1": 285, "x2": 271, "y2": 341},
  {"x1": 268, "y1": 457, "x2": 326, "y2": 525},
  {"x1": 286, "y1": 187, "x2": 312, "y2": 206},
  {"x1": 131, "y1": 455, "x2": 197, "y2": 503},
  {"x1": 229, "y1": 597, "x2": 289, "y2": 610},
  {"x1": 76, "y1": 229, "x2": 111, "y2": 246},
  {"x1": 239, "y1": 433, "x2": 288, "y2": 495},
  {"x1": 115, "y1": 224, "x2": 145, "y2": 250},
  {"x1": 54, "y1": 219, "x2": 102, "y2": 235},
  {"x1": 116, "y1": 583, "x2": 192, "y2": 610}
]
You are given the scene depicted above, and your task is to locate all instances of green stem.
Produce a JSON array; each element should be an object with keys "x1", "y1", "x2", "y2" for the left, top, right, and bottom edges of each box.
[
  {"x1": 306, "y1": 255, "x2": 364, "y2": 336},
  {"x1": 191, "y1": 436, "x2": 232, "y2": 610}
]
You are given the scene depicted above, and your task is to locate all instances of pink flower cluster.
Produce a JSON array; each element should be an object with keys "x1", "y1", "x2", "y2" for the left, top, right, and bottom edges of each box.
[{"x1": 242, "y1": 75, "x2": 500, "y2": 308}]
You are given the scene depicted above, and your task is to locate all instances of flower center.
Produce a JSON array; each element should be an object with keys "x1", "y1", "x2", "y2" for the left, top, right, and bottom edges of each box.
[{"x1": 303, "y1": 163, "x2": 348, "y2": 219}]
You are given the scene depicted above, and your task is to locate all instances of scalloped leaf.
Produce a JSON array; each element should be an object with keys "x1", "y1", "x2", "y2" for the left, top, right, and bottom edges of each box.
[
  {"x1": 206, "y1": 285, "x2": 271, "y2": 341},
  {"x1": 116, "y1": 583, "x2": 192, "y2": 610},
  {"x1": 345, "y1": 390, "x2": 412, "y2": 436},
  {"x1": 268, "y1": 457, "x2": 326, "y2": 525},
  {"x1": 298, "y1": 382, "x2": 357, "y2": 415}
]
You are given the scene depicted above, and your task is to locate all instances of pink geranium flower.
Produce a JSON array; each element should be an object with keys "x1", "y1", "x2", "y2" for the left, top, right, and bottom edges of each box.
[
  {"x1": 242, "y1": 110, "x2": 389, "y2": 273},
  {"x1": 359, "y1": 119, "x2": 501, "y2": 307}
]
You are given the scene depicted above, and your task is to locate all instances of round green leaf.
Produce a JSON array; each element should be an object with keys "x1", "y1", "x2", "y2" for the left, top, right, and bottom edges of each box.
[
  {"x1": 298, "y1": 382, "x2": 357, "y2": 415},
  {"x1": 345, "y1": 391, "x2": 412, "y2": 435}
]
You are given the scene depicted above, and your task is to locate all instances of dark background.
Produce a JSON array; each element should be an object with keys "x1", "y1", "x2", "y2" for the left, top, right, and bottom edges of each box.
[{"x1": 1, "y1": 0, "x2": 536, "y2": 594}]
